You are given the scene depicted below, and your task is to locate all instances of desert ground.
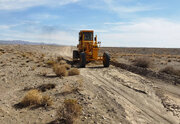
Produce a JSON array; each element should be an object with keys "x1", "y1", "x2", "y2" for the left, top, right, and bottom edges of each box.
[{"x1": 0, "y1": 45, "x2": 179, "y2": 124}]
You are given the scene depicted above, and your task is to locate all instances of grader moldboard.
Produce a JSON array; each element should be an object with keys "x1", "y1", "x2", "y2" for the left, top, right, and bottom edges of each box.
[{"x1": 73, "y1": 30, "x2": 110, "y2": 68}]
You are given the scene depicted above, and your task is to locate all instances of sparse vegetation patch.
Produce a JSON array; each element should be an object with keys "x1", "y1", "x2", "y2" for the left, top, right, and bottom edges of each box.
[
  {"x1": 132, "y1": 57, "x2": 151, "y2": 68},
  {"x1": 59, "y1": 60, "x2": 67, "y2": 65},
  {"x1": 63, "y1": 64, "x2": 71, "y2": 70},
  {"x1": 41, "y1": 95, "x2": 53, "y2": 106},
  {"x1": 20, "y1": 89, "x2": 42, "y2": 107},
  {"x1": 57, "y1": 56, "x2": 64, "y2": 62},
  {"x1": 68, "y1": 68, "x2": 80, "y2": 76},
  {"x1": 159, "y1": 66, "x2": 180, "y2": 76},
  {"x1": 46, "y1": 60, "x2": 56, "y2": 66},
  {"x1": 15, "y1": 89, "x2": 53, "y2": 109},
  {"x1": 53, "y1": 64, "x2": 68, "y2": 77},
  {"x1": 57, "y1": 99, "x2": 82, "y2": 124}
]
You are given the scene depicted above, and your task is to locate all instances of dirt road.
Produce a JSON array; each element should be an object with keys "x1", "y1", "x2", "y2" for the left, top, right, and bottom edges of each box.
[
  {"x1": 0, "y1": 45, "x2": 179, "y2": 124},
  {"x1": 80, "y1": 65, "x2": 179, "y2": 124}
]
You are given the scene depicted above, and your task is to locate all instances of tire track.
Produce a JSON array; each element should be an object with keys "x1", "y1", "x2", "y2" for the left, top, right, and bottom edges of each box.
[
  {"x1": 88, "y1": 71, "x2": 166, "y2": 123},
  {"x1": 81, "y1": 66, "x2": 179, "y2": 124}
]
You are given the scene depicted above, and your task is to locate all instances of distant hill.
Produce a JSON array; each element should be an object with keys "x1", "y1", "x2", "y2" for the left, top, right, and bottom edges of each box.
[{"x1": 0, "y1": 40, "x2": 58, "y2": 45}]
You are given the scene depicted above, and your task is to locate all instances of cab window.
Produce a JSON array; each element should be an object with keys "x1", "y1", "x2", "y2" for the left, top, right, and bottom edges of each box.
[{"x1": 83, "y1": 32, "x2": 93, "y2": 41}]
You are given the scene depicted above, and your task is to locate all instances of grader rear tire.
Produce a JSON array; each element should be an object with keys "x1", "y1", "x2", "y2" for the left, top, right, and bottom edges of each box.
[
  {"x1": 103, "y1": 52, "x2": 110, "y2": 67},
  {"x1": 80, "y1": 52, "x2": 86, "y2": 68}
]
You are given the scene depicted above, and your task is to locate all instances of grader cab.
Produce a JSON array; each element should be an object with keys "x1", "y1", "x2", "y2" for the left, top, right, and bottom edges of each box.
[{"x1": 73, "y1": 30, "x2": 110, "y2": 68}]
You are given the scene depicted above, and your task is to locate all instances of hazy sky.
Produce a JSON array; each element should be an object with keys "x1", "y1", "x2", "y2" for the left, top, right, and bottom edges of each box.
[{"x1": 0, "y1": 0, "x2": 180, "y2": 47}]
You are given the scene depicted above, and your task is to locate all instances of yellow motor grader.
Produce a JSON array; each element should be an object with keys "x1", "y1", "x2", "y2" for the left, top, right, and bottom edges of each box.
[{"x1": 73, "y1": 30, "x2": 110, "y2": 68}]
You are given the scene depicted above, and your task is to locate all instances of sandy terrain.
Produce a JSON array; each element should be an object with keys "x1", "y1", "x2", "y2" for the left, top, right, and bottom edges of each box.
[{"x1": 0, "y1": 45, "x2": 179, "y2": 124}]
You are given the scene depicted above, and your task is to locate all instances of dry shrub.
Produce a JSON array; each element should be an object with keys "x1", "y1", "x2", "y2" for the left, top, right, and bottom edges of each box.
[
  {"x1": 0, "y1": 49, "x2": 4, "y2": 52},
  {"x1": 20, "y1": 89, "x2": 52, "y2": 108},
  {"x1": 53, "y1": 64, "x2": 68, "y2": 77},
  {"x1": 21, "y1": 53, "x2": 27, "y2": 58},
  {"x1": 68, "y1": 68, "x2": 80, "y2": 76},
  {"x1": 0, "y1": 49, "x2": 5, "y2": 54},
  {"x1": 160, "y1": 66, "x2": 180, "y2": 76},
  {"x1": 20, "y1": 89, "x2": 43, "y2": 107},
  {"x1": 46, "y1": 60, "x2": 56, "y2": 66},
  {"x1": 41, "y1": 53, "x2": 45, "y2": 58},
  {"x1": 63, "y1": 64, "x2": 71, "y2": 70},
  {"x1": 41, "y1": 95, "x2": 53, "y2": 106},
  {"x1": 57, "y1": 56, "x2": 64, "y2": 61},
  {"x1": 57, "y1": 99, "x2": 82, "y2": 124},
  {"x1": 133, "y1": 57, "x2": 151, "y2": 68},
  {"x1": 59, "y1": 60, "x2": 67, "y2": 65}
]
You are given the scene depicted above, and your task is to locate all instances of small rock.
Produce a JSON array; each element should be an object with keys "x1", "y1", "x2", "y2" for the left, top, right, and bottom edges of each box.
[
  {"x1": 88, "y1": 96, "x2": 91, "y2": 100},
  {"x1": 102, "y1": 116, "x2": 105, "y2": 120},
  {"x1": 38, "y1": 117, "x2": 42, "y2": 120}
]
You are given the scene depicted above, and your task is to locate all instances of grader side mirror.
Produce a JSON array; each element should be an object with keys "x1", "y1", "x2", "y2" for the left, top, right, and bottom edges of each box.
[{"x1": 94, "y1": 35, "x2": 97, "y2": 42}]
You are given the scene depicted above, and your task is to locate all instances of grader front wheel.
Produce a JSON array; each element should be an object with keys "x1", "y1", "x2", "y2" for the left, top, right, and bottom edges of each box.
[
  {"x1": 80, "y1": 52, "x2": 86, "y2": 68},
  {"x1": 103, "y1": 52, "x2": 110, "y2": 67}
]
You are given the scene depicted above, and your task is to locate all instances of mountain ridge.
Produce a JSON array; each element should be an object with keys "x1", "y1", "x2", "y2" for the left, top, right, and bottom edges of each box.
[{"x1": 0, "y1": 40, "x2": 58, "y2": 45}]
